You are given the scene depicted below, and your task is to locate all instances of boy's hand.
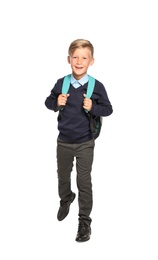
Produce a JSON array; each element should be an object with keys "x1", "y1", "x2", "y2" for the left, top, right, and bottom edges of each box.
[
  {"x1": 57, "y1": 94, "x2": 70, "y2": 107},
  {"x1": 83, "y1": 93, "x2": 92, "y2": 111}
]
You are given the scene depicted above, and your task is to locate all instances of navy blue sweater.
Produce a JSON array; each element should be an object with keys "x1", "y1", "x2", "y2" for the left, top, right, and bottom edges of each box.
[{"x1": 45, "y1": 76, "x2": 113, "y2": 143}]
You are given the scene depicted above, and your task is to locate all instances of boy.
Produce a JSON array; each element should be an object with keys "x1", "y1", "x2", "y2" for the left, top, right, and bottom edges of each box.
[{"x1": 45, "y1": 39, "x2": 113, "y2": 242}]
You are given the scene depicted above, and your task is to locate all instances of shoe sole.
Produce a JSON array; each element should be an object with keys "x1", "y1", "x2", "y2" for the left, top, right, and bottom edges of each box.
[{"x1": 75, "y1": 236, "x2": 91, "y2": 242}]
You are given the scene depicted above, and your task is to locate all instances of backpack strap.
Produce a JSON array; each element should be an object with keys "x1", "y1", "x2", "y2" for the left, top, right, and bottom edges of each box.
[
  {"x1": 86, "y1": 76, "x2": 95, "y2": 98},
  {"x1": 85, "y1": 75, "x2": 95, "y2": 113},
  {"x1": 62, "y1": 74, "x2": 71, "y2": 94}
]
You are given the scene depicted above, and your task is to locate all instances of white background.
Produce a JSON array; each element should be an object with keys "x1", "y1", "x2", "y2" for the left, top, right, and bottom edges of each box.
[{"x1": 0, "y1": 0, "x2": 158, "y2": 259}]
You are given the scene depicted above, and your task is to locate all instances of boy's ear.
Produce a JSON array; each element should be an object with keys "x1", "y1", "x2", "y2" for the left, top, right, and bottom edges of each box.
[
  {"x1": 67, "y1": 56, "x2": 70, "y2": 64},
  {"x1": 90, "y1": 58, "x2": 95, "y2": 66}
]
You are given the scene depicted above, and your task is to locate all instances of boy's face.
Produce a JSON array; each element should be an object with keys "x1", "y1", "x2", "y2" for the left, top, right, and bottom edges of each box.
[{"x1": 67, "y1": 47, "x2": 94, "y2": 80}]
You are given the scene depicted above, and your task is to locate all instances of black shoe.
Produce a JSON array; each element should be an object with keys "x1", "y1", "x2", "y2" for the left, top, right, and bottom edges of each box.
[
  {"x1": 75, "y1": 221, "x2": 91, "y2": 242},
  {"x1": 57, "y1": 192, "x2": 76, "y2": 221}
]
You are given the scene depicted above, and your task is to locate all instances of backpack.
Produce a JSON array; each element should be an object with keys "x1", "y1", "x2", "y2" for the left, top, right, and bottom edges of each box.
[{"x1": 61, "y1": 74, "x2": 102, "y2": 140}]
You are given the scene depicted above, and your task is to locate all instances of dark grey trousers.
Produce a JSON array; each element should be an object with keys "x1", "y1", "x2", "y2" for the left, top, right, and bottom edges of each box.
[{"x1": 57, "y1": 138, "x2": 95, "y2": 225}]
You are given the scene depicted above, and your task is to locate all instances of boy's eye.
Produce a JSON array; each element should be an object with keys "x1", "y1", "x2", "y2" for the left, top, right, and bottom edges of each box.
[{"x1": 72, "y1": 56, "x2": 87, "y2": 59}]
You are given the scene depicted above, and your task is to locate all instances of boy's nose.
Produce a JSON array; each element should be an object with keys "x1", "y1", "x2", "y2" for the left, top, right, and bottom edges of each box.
[{"x1": 77, "y1": 58, "x2": 82, "y2": 64}]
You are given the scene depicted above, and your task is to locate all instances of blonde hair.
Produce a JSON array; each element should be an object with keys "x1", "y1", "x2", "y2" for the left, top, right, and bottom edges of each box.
[{"x1": 68, "y1": 39, "x2": 94, "y2": 57}]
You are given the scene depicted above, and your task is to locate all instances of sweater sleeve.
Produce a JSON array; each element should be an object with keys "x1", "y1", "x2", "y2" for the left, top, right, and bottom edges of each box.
[
  {"x1": 45, "y1": 79, "x2": 63, "y2": 112},
  {"x1": 89, "y1": 80, "x2": 113, "y2": 117}
]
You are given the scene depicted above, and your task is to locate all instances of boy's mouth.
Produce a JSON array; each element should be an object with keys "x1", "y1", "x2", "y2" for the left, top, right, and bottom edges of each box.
[{"x1": 75, "y1": 66, "x2": 83, "y2": 69}]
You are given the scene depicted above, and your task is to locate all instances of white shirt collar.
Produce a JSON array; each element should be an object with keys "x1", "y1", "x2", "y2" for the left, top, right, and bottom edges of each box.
[{"x1": 70, "y1": 74, "x2": 89, "y2": 86}]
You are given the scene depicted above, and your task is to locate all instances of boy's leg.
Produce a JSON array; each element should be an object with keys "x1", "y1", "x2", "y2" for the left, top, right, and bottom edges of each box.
[
  {"x1": 56, "y1": 139, "x2": 76, "y2": 221},
  {"x1": 75, "y1": 139, "x2": 95, "y2": 226},
  {"x1": 57, "y1": 139, "x2": 74, "y2": 201}
]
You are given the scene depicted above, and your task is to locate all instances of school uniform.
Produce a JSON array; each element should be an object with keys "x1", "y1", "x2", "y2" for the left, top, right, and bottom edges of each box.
[{"x1": 45, "y1": 74, "x2": 113, "y2": 226}]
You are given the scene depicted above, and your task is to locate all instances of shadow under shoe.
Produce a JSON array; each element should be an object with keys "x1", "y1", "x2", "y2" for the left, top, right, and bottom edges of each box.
[
  {"x1": 57, "y1": 192, "x2": 76, "y2": 221},
  {"x1": 75, "y1": 221, "x2": 91, "y2": 242}
]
